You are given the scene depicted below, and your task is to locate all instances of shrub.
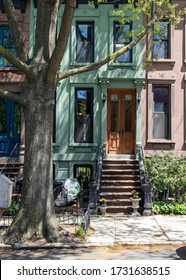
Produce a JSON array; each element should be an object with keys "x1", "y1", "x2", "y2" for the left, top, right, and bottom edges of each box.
[
  {"x1": 144, "y1": 152, "x2": 186, "y2": 201},
  {"x1": 74, "y1": 227, "x2": 85, "y2": 238},
  {"x1": 152, "y1": 201, "x2": 186, "y2": 215}
]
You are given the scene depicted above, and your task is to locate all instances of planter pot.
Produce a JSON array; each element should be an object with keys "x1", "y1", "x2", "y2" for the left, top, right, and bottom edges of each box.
[
  {"x1": 100, "y1": 207, "x2": 107, "y2": 215},
  {"x1": 130, "y1": 198, "x2": 141, "y2": 216}
]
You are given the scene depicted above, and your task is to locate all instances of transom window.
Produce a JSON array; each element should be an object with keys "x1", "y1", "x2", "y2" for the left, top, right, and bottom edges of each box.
[
  {"x1": 74, "y1": 88, "x2": 93, "y2": 143},
  {"x1": 113, "y1": 21, "x2": 132, "y2": 63},
  {"x1": 153, "y1": 86, "x2": 171, "y2": 139},
  {"x1": 153, "y1": 22, "x2": 170, "y2": 59},
  {"x1": 76, "y1": 21, "x2": 94, "y2": 63},
  {"x1": 0, "y1": 26, "x2": 16, "y2": 67}
]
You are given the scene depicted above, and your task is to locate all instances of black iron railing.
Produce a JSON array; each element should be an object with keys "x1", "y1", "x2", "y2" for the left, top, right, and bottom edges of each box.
[
  {"x1": 88, "y1": 143, "x2": 105, "y2": 214},
  {"x1": 137, "y1": 144, "x2": 153, "y2": 216}
]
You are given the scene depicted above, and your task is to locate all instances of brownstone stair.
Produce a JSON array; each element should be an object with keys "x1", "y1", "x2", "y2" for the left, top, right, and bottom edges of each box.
[
  {"x1": 0, "y1": 162, "x2": 23, "y2": 183},
  {"x1": 99, "y1": 158, "x2": 142, "y2": 214}
]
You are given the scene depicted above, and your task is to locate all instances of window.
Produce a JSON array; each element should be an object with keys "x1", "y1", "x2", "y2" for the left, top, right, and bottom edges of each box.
[
  {"x1": 74, "y1": 165, "x2": 92, "y2": 185},
  {"x1": 153, "y1": 22, "x2": 170, "y2": 59},
  {"x1": 76, "y1": 22, "x2": 94, "y2": 63},
  {"x1": 113, "y1": 21, "x2": 132, "y2": 63},
  {"x1": 0, "y1": 26, "x2": 16, "y2": 67},
  {"x1": 153, "y1": 86, "x2": 171, "y2": 139},
  {"x1": 74, "y1": 88, "x2": 93, "y2": 143},
  {"x1": 0, "y1": 0, "x2": 26, "y2": 13}
]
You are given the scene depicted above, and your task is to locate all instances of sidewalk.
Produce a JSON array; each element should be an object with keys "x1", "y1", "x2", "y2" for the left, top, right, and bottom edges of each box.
[
  {"x1": 86, "y1": 215, "x2": 186, "y2": 246},
  {"x1": 0, "y1": 215, "x2": 185, "y2": 249}
]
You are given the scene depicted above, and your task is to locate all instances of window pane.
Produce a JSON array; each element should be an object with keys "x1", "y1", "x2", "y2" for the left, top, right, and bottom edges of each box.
[
  {"x1": 114, "y1": 22, "x2": 132, "y2": 63},
  {"x1": 153, "y1": 22, "x2": 169, "y2": 59},
  {"x1": 153, "y1": 86, "x2": 170, "y2": 139},
  {"x1": 0, "y1": 99, "x2": 6, "y2": 133},
  {"x1": 153, "y1": 41, "x2": 168, "y2": 59},
  {"x1": 0, "y1": 26, "x2": 16, "y2": 67},
  {"x1": 124, "y1": 94, "x2": 132, "y2": 132},
  {"x1": 75, "y1": 88, "x2": 93, "y2": 143},
  {"x1": 154, "y1": 22, "x2": 168, "y2": 41},
  {"x1": 76, "y1": 22, "x2": 94, "y2": 63},
  {"x1": 111, "y1": 94, "x2": 118, "y2": 132},
  {"x1": 14, "y1": 103, "x2": 21, "y2": 134}
]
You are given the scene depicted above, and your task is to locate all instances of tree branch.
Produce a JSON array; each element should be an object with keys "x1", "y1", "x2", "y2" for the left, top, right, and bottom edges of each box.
[
  {"x1": 2, "y1": 0, "x2": 27, "y2": 62},
  {"x1": 33, "y1": 0, "x2": 60, "y2": 64},
  {"x1": 0, "y1": 89, "x2": 26, "y2": 106},
  {"x1": 58, "y1": 14, "x2": 157, "y2": 81},
  {"x1": 0, "y1": 46, "x2": 31, "y2": 77},
  {"x1": 46, "y1": 0, "x2": 76, "y2": 84}
]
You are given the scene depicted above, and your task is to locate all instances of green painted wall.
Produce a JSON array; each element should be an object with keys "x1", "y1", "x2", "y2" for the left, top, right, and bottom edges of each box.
[{"x1": 30, "y1": 2, "x2": 145, "y2": 180}]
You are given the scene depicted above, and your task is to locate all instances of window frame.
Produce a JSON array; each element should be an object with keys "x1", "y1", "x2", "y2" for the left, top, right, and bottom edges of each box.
[
  {"x1": 74, "y1": 87, "x2": 94, "y2": 144},
  {"x1": 152, "y1": 85, "x2": 171, "y2": 140},
  {"x1": 0, "y1": 26, "x2": 16, "y2": 68},
  {"x1": 147, "y1": 83, "x2": 175, "y2": 144},
  {"x1": 152, "y1": 21, "x2": 170, "y2": 60},
  {"x1": 75, "y1": 21, "x2": 94, "y2": 64},
  {"x1": 113, "y1": 21, "x2": 132, "y2": 63}
]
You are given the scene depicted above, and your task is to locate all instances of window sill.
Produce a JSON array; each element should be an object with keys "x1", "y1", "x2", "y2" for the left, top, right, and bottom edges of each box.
[
  {"x1": 152, "y1": 59, "x2": 176, "y2": 66},
  {"x1": 69, "y1": 143, "x2": 98, "y2": 147},
  {"x1": 109, "y1": 62, "x2": 136, "y2": 69},
  {"x1": 147, "y1": 139, "x2": 175, "y2": 144},
  {"x1": 70, "y1": 62, "x2": 93, "y2": 67}
]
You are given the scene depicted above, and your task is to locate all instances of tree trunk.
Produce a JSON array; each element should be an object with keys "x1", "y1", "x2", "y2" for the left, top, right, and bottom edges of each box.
[{"x1": 3, "y1": 80, "x2": 59, "y2": 244}]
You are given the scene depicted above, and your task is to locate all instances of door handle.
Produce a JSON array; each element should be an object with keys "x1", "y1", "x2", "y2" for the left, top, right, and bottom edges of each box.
[{"x1": 10, "y1": 131, "x2": 13, "y2": 138}]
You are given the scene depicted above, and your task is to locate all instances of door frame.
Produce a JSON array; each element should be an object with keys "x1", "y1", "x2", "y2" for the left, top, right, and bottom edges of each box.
[{"x1": 106, "y1": 88, "x2": 136, "y2": 154}]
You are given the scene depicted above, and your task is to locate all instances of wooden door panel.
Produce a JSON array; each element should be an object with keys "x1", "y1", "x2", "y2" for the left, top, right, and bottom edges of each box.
[
  {"x1": 108, "y1": 132, "x2": 120, "y2": 154},
  {"x1": 123, "y1": 132, "x2": 134, "y2": 154},
  {"x1": 107, "y1": 89, "x2": 136, "y2": 154}
]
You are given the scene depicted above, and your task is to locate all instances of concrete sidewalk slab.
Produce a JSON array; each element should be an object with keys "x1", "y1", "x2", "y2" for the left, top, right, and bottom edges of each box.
[{"x1": 86, "y1": 215, "x2": 186, "y2": 246}]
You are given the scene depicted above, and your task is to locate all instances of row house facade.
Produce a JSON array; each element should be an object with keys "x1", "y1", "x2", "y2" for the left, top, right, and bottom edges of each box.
[
  {"x1": 48, "y1": 1, "x2": 145, "y2": 181},
  {"x1": 0, "y1": 0, "x2": 186, "y2": 184},
  {"x1": 0, "y1": 0, "x2": 30, "y2": 165},
  {"x1": 142, "y1": 0, "x2": 186, "y2": 157}
]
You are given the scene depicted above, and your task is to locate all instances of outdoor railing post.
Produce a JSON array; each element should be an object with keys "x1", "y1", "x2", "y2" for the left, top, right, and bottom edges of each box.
[
  {"x1": 88, "y1": 178, "x2": 98, "y2": 215},
  {"x1": 142, "y1": 182, "x2": 153, "y2": 216}
]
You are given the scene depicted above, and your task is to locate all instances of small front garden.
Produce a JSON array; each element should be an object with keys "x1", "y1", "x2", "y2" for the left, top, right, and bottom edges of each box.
[{"x1": 144, "y1": 152, "x2": 186, "y2": 215}]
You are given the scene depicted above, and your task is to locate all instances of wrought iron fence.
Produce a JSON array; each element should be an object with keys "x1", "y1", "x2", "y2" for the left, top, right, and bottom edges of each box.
[{"x1": 0, "y1": 206, "x2": 90, "y2": 234}]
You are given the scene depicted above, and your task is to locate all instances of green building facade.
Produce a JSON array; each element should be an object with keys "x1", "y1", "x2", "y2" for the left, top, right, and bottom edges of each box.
[{"x1": 30, "y1": 1, "x2": 145, "y2": 182}]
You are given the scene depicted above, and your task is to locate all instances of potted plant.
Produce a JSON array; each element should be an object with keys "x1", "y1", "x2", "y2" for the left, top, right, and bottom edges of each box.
[
  {"x1": 99, "y1": 198, "x2": 107, "y2": 215},
  {"x1": 130, "y1": 190, "x2": 141, "y2": 216}
]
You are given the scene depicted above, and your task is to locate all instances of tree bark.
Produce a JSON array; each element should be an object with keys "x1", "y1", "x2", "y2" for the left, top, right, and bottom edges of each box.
[{"x1": 3, "y1": 79, "x2": 59, "y2": 244}]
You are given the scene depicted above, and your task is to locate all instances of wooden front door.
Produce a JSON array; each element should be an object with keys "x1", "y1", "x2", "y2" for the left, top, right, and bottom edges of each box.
[{"x1": 107, "y1": 89, "x2": 136, "y2": 154}]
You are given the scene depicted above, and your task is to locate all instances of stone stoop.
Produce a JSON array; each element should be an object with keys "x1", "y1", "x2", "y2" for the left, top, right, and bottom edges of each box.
[
  {"x1": 0, "y1": 162, "x2": 23, "y2": 183},
  {"x1": 100, "y1": 158, "x2": 142, "y2": 214}
]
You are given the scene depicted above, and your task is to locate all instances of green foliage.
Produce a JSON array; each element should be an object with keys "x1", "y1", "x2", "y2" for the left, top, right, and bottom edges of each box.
[
  {"x1": 74, "y1": 227, "x2": 85, "y2": 238},
  {"x1": 144, "y1": 152, "x2": 186, "y2": 201},
  {"x1": 3, "y1": 202, "x2": 20, "y2": 216},
  {"x1": 131, "y1": 190, "x2": 140, "y2": 199},
  {"x1": 152, "y1": 201, "x2": 186, "y2": 215},
  {"x1": 100, "y1": 197, "x2": 107, "y2": 207}
]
